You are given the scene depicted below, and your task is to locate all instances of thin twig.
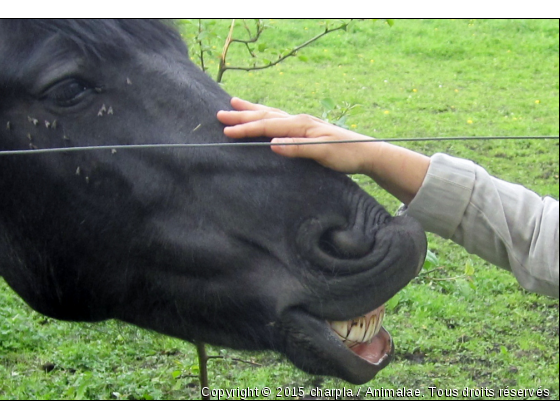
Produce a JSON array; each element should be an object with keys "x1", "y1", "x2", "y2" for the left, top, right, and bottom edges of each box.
[
  {"x1": 224, "y1": 23, "x2": 353, "y2": 74},
  {"x1": 216, "y1": 20, "x2": 357, "y2": 81},
  {"x1": 430, "y1": 275, "x2": 472, "y2": 282},
  {"x1": 232, "y1": 19, "x2": 264, "y2": 45},
  {"x1": 196, "y1": 341, "x2": 210, "y2": 400},
  {"x1": 206, "y1": 355, "x2": 262, "y2": 367},
  {"x1": 217, "y1": 19, "x2": 237, "y2": 82},
  {"x1": 197, "y1": 19, "x2": 206, "y2": 73},
  {"x1": 417, "y1": 266, "x2": 446, "y2": 276}
]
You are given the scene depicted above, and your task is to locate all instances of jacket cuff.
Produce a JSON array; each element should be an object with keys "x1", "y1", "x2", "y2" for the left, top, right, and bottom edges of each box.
[{"x1": 406, "y1": 153, "x2": 476, "y2": 238}]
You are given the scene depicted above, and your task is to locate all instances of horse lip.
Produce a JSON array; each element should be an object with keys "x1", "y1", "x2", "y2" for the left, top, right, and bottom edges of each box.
[
  {"x1": 281, "y1": 308, "x2": 394, "y2": 384},
  {"x1": 327, "y1": 323, "x2": 393, "y2": 367}
]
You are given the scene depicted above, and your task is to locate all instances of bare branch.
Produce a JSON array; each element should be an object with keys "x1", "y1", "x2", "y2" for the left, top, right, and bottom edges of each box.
[
  {"x1": 218, "y1": 20, "x2": 357, "y2": 81},
  {"x1": 231, "y1": 19, "x2": 265, "y2": 45},
  {"x1": 196, "y1": 19, "x2": 206, "y2": 73},
  {"x1": 207, "y1": 355, "x2": 262, "y2": 367},
  {"x1": 217, "y1": 19, "x2": 237, "y2": 82},
  {"x1": 196, "y1": 341, "x2": 210, "y2": 400}
]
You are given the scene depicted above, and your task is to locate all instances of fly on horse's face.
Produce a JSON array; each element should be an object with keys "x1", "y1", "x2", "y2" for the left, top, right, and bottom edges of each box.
[{"x1": 0, "y1": 19, "x2": 426, "y2": 384}]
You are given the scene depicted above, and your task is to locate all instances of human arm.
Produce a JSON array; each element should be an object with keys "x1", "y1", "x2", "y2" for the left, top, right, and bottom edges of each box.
[
  {"x1": 218, "y1": 97, "x2": 430, "y2": 205},
  {"x1": 407, "y1": 153, "x2": 559, "y2": 297},
  {"x1": 218, "y1": 98, "x2": 559, "y2": 297}
]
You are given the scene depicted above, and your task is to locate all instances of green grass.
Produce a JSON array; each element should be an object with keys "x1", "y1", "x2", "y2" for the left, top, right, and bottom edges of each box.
[{"x1": 1, "y1": 19, "x2": 558, "y2": 400}]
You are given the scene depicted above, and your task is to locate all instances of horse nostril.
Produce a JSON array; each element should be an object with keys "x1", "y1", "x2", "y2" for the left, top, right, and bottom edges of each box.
[{"x1": 320, "y1": 228, "x2": 373, "y2": 260}]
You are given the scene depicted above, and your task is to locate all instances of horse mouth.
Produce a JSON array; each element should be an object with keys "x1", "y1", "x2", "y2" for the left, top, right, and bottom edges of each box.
[
  {"x1": 328, "y1": 305, "x2": 392, "y2": 366},
  {"x1": 328, "y1": 305, "x2": 391, "y2": 366}
]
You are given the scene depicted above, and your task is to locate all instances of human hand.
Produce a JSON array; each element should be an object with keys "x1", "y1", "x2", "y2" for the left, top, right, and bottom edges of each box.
[{"x1": 217, "y1": 97, "x2": 381, "y2": 175}]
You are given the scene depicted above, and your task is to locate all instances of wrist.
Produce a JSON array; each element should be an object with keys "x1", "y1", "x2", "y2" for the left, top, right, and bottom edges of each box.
[
  {"x1": 359, "y1": 141, "x2": 430, "y2": 205},
  {"x1": 358, "y1": 141, "x2": 386, "y2": 178}
]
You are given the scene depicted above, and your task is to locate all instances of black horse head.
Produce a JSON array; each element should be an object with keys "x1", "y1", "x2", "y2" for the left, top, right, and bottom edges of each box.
[{"x1": 0, "y1": 19, "x2": 426, "y2": 384}]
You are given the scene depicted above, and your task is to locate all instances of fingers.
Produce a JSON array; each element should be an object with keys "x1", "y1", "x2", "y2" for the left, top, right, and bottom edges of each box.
[
  {"x1": 217, "y1": 109, "x2": 283, "y2": 126},
  {"x1": 216, "y1": 97, "x2": 375, "y2": 175},
  {"x1": 230, "y1": 97, "x2": 284, "y2": 114},
  {"x1": 217, "y1": 98, "x2": 290, "y2": 137},
  {"x1": 219, "y1": 97, "x2": 319, "y2": 140},
  {"x1": 222, "y1": 115, "x2": 311, "y2": 139}
]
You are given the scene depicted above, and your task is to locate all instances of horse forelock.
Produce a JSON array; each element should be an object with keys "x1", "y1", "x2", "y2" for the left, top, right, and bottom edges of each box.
[{"x1": 2, "y1": 19, "x2": 187, "y2": 61}]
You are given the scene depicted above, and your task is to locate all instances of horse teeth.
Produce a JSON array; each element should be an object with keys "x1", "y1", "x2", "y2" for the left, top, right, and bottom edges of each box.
[
  {"x1": 330, "y1": 320, "x2": 348, "y2": 339},
  {"x1": 329, "y1": 308, "x2": 384, "y2": 347},
  {"x1": 368, "y1": 315, "x2": 377, "y2": 340},
  {"x1": 364, "y1": 316, "x2": 376, "y2": 342},
  {"x1": 374, "y1": 309, "x2": 384, "y2": 336},
  {"x1": 346, "y1": 317, "x2": 367, "y2": 342}
]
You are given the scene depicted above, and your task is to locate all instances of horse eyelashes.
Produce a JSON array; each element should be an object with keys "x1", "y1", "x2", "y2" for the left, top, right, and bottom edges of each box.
[{"x1": 43, "y1": 79, "x2": 92, "y2": 108}]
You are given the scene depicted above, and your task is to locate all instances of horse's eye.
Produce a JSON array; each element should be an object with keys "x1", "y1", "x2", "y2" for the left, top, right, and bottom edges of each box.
[{"x1": 44, "y1": 79, "x2": 92, "y2": 107}]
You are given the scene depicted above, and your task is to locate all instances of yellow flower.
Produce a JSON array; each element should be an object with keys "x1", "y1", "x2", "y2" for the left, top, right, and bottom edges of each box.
[
  {"x1": 351, "y1": 124, "x2": 357, "y2": 129},
  {"x1": 279, "y1": 72, "x2": 284, "y2": 75},
  {"x1": 412, "y1": 88, "x2": 418, "y2": 93},
  {"x1": 535, "y1": 100, "x2": 540, "y2": 104},
  {"x1": 454, "y1": 89, "x2": 459, "y2": 93},
  {"x1": 467, "y1": 120, "x2": 473, "y2": 124},
  {"x1": 370, "y1": 59, "x2": 375, "y2": 63},
  {"x1": 384, "y1": 110, "x2": 390, "y2": 115}
]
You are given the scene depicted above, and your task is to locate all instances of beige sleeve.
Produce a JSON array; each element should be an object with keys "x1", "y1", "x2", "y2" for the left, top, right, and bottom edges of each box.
[{"x1": 406, "y1": 153, "x2": 559, "y2": 298}]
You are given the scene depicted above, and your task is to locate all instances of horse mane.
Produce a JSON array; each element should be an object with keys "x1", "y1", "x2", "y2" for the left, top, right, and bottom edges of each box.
[{"x1": 5, "y1": 19, "x2": 187, "y2": 60}]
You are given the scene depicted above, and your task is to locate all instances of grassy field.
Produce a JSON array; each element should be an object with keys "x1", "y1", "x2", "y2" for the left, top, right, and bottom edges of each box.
[{"x1": 1, "y1": 19, "x2": 558, "y2": 400}]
